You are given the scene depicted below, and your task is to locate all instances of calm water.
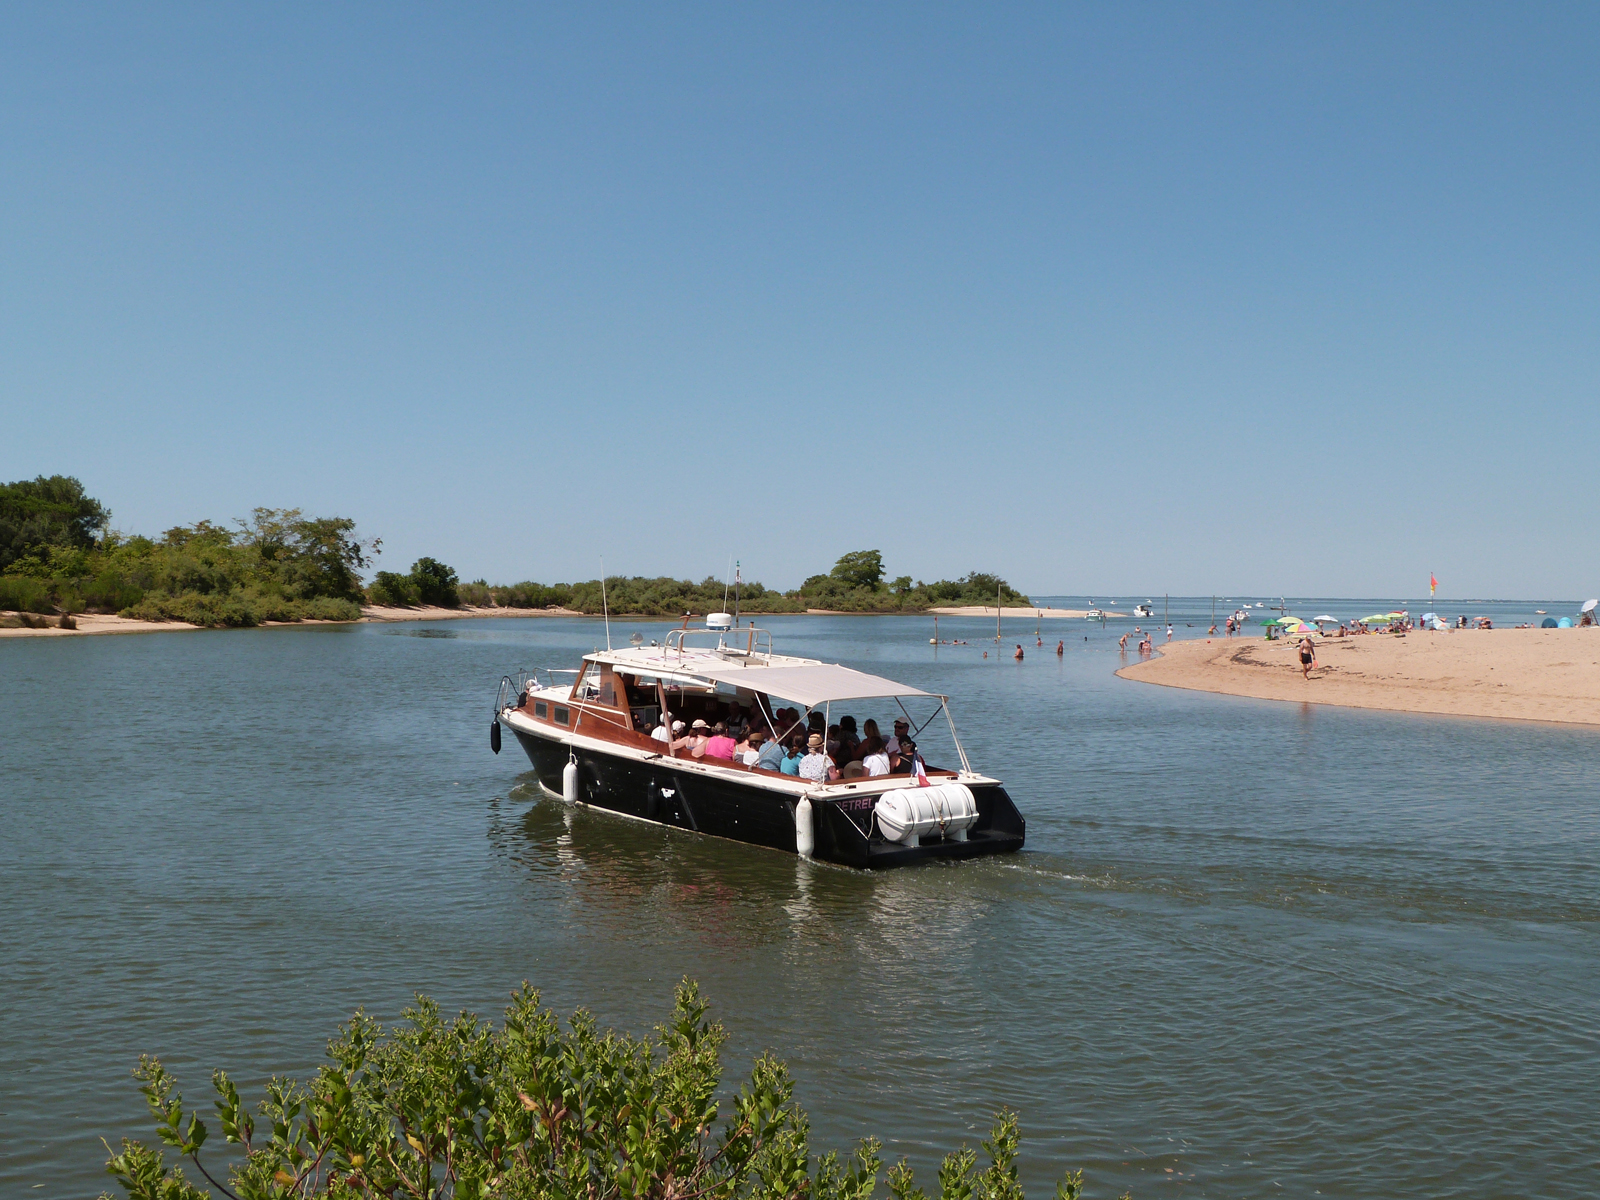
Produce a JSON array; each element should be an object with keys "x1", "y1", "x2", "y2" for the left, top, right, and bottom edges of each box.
[{"x1": 2, "y1": 608, "x2": 1597, "y2": 1198}]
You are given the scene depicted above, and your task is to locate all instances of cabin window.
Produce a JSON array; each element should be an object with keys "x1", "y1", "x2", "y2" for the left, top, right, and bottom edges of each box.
[
  {"x1": 553, "y1": 705, "x2": 570, "y2": 725},
  {"x1": 575, "y1": 661, "x2": 619, "y2": 707},
  {"x1": 534, "y1": 700, "x2": 548, "y2": 719}
]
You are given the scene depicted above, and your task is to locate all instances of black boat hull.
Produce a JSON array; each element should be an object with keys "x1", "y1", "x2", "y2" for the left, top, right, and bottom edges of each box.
[{"x1": 507, "y1": 723, "x2": 1025, "y2": 869}]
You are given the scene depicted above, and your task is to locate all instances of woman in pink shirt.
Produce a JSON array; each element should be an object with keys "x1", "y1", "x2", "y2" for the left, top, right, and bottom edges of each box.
[{"x1": 702, "y1": 722, "x2": 737, "y2": 760}]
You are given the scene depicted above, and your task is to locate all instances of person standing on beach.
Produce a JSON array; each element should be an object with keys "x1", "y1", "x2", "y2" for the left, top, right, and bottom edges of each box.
[{"x1": 1299, "y1": 636, "x2": 1317, "y2": 680}]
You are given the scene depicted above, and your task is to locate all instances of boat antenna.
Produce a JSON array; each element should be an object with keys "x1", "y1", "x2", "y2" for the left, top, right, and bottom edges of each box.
[
  {"x1": 733, "y1": 559, "x2": 741, "y2": 628},
  {"x1": 600, "y1": 556, "x2": 612, "y2": 650}
]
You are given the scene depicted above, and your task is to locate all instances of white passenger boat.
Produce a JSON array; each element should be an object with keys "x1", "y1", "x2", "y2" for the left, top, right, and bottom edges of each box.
[
  {"x1": 1133, "y1": 602, "x2": 1154, "y2": 618},
  {"x1": 490, "y1": 620, "x2": 1026, "y2": 868}
]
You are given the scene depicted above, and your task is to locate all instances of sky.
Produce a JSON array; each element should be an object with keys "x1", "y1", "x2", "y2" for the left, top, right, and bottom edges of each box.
[{"x1": 2, "y1": 4, "x2": 1597, "y2": 599}]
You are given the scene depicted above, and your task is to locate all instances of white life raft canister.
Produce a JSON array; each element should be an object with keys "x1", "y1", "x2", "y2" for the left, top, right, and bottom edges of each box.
[{"x1": 873, "y1": 782, "x2": 979, "y2": 847}]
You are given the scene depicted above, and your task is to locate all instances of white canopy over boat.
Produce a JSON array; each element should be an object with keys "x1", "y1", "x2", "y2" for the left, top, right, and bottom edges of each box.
[{"x1": 590, "y1": 645, "x2": 937, "y2": 707}]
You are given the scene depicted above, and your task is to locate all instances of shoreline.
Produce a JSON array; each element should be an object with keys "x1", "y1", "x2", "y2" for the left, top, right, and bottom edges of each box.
[
  {"x1": 1, "y1": 602, "x2": 1116, "y2": 638},
  {"x1": 1118, "y1": 628, "x2": 1600, "y2": 727}
]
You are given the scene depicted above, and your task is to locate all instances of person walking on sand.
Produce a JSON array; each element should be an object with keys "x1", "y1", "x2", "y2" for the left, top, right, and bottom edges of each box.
[{"x1": 1299, "y1": 636, "x2": 1317, "y2": 680}]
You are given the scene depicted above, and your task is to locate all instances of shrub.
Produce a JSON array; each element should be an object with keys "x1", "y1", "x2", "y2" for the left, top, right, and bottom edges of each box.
[
  {"x1": 410, "y1": 557, "x2": 460, "y2": 607},
  {"x1": 99, "y1": 981, "x2": 1097, "y2": 1200},
  {"x1": 58, "y1": 613, "x2": 76, "y2": 629},
  {"x1": 368, "y1": 571, "x2": 419, "y2": 607},
  {"x1": 0, "y1": 574, "x2": 55, "y2": 614}
]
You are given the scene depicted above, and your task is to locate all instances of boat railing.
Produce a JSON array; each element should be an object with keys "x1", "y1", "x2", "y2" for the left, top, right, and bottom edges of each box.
[
  {"x1": 496, "y1": 667, "x2": 579, "y2": 712},
  {"x1": 663, "y1": 625, "x2": 774, "y2": 661}
]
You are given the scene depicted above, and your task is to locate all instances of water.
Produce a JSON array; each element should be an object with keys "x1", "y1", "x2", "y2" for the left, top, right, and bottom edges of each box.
[{"x1": 2, "y1": 610, "x2": 1597, "y2": 1198}]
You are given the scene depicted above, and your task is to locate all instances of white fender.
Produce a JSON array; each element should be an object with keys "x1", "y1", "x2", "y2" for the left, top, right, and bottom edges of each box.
[
  {"x1": 562, "y1": 759, "x2": 579, "y2": 804},
  {"x1": 794, "y1": 795, "x2": 815, "y2": 859}
]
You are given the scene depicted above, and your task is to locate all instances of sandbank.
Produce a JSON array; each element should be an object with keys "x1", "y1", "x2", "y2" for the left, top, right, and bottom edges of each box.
[
  {"x1": 927, "y1": 605, "x2": 1118, "y2": 620},
  {"x1": 360, "y1": 604, "x2": 584, "y2": 622},
  {"x1": 1118, "y1": 628, "x2": 1600, "y2": 727}
]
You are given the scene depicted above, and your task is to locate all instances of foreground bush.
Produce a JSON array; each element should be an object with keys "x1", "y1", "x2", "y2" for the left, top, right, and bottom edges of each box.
[{"x1": 101, "y1": 981, "x2": 1103, "y2": 1200}]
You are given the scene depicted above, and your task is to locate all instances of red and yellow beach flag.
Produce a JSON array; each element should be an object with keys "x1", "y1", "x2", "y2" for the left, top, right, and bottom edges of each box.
[{"x1": 1430, "y1": 573, "x2": 1438, "y2": 598}]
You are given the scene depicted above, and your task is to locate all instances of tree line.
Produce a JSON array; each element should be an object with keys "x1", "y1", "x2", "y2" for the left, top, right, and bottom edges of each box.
[
  {"x1": 0, "y1": 476, "x2": 374, "y2": 627},
  {"x1": 1, "y1": 477, "x2": 1032, "y2": 628},
  {"x1": 452, "y1": 550, "x2": 1032, "y2": 616}
]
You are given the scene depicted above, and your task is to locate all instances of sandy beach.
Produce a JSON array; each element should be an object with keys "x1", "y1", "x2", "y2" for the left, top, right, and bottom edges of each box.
[
  {"x1": 1119, "y1": 628, "x2": 1600, "y2": 727},
  {"x1": 0, "y1": 612, "x2": 204, "y2": 638}
]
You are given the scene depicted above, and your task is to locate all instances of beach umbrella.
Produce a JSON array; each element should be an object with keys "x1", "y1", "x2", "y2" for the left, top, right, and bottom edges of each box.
[
  {"x1": 1313, "y1": 615, "x2": 1337, "y2": 624},
  {"x1": 1583, "y1": 599, "x2": 1598, "y2": 613},
  {"x1": 1385, "y1": 611, "x2": 1406, "y2": 619},
  {"x1": 1420, "y1": 612, "x2": 1438, "y2": 621},
  {"x1": 1541, "y1": 617, "x2": 1559, "y2": 628},
  {"x1": 1360, "y1": 614, "x2": 1390, "y2": 624}
]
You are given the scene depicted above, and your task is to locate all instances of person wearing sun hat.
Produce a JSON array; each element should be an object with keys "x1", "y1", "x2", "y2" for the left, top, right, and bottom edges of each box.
[{"x1": 798, "y1": 732, "x2": 838, "y2": 783}]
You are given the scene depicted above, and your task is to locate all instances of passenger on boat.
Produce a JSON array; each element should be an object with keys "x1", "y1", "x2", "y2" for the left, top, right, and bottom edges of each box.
[
  {"x1": 739, "y1": 730, "x2": 767, "y2": 767},
  {"x1": 836, "y1": 716, "x2": 860, "y2": 762},
  {"x1": 725, "y1": 703, "x2": 749, "y2": 738},
  {"x1": 652, "y1": 718, "x2": 685, "y2": 744},
  {"x1": 860, "y1": 735, "x2": 892, "y2": 777},
  {"x1": 893, "y1": 739, "x2": 928, "y2": 781},
  {"x1": 676, "y1": 719, "x2": 710, "y2": 755},
  {"x1": 799, "y1": 734, "x2": 838, "y2": 783},
  {"x1": 757, "y1": 732, "x2": 786, "y2": 771},
  {"x1": 888, "y1": 719, "x2": 909, "y2": 754},
  {"x1": 703, "y1": 723, "x2": 737, "y2": 760},
  {"x1": 780, "y1": 735, "x2": 805, "y2": 775}
]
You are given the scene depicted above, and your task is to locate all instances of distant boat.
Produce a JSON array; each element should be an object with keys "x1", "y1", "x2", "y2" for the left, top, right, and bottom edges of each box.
[
  {"x1": 1536, "y1": 610, "x2": 1546, "y2": 614},
  {"x1": 1085, "y1": 608, "x2": 1105, "y2": 620},
  {"x1": 1133, "y1": 602, "x2": 1154, "y2": 618}
]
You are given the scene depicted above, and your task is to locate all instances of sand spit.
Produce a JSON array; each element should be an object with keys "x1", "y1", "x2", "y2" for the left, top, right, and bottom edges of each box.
[
  {"x1": 360, "y1": 604, "x2": 585, "y2": 622},
  {"x1": 0, "y1": 603, "x2": 587, "y2": 639},
  {"x1": 1118, "y1": 628, "x2": 1600, "y2": 727},
  {"x1": 928, "y1": 605, "x2": 1117, "y2": 620}
]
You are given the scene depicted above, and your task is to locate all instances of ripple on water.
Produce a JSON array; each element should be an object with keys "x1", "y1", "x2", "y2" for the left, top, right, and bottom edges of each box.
[{"x1": 1, "y1": 613, "x2": 1597, "y2": 1198}]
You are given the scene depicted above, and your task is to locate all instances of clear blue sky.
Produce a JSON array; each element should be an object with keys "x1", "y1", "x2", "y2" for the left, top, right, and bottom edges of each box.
[{"x1": 3, "y1": 5, "x2": 1596, "y2": 599}]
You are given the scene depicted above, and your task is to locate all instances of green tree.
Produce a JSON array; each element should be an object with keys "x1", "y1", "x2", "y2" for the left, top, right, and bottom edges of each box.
[
  {"x1": 890, "y1": 576, "x2": 913, "y2": 597},
  {"x1": 830, "y1": 550, "x2": 884, "y2": 590},
  {"x1": 410, "y1": 557, "x2": 460, "y2": 608},
  {"x1": 0, "y1": 475, "x2": 110, "y2": 571},
  {"x1": 100, "y1": 982, "x2": 1097, "y2": 1200}
]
